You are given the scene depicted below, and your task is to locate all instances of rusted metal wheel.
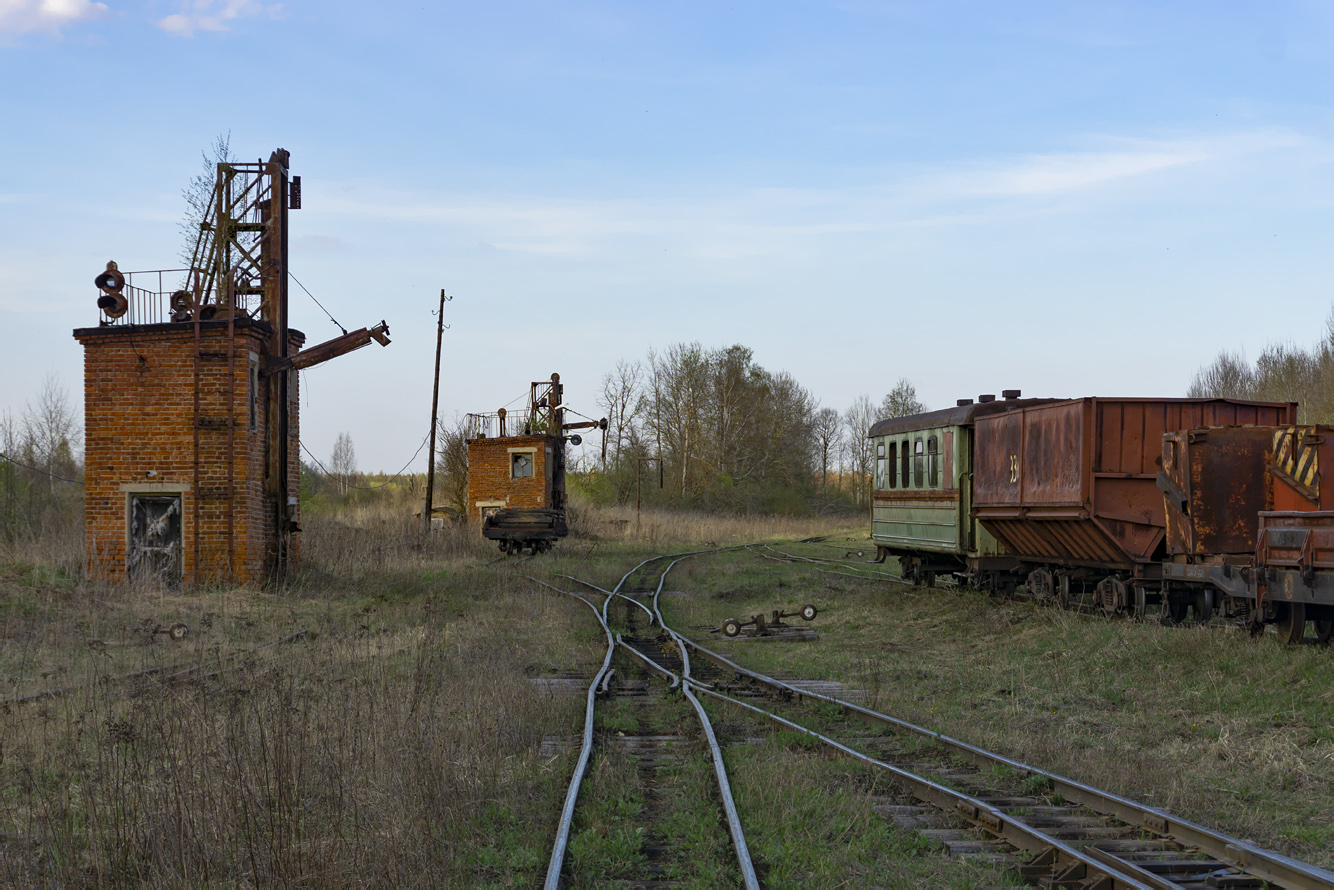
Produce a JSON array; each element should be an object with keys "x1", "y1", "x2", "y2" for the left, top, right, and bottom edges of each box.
[
  {"x1": 1316, "y1": 618, "x2": 1333, "y2": 644},
  {"x1": 1027, "y1": 569, "x2": 1053, "y2": 603},
  {"x1": 1193, "y1": 590, "x2": 1213, "y2": 625},
  {"x1": 722, "y1": 618, "x2": 742, "y2": 638},
  {"x1": 1164, "y1": 595, "x2": 1189, "y2": 624},
  {"x1": 800, "y1": 603, "x2": 817, "y2": 622},
  {"x1": 1275, "y1": 602, "x2": 1307, "y2": 645}
]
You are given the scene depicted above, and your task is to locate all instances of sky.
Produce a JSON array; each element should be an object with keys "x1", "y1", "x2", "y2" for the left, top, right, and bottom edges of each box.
[{"x1": 2, "y1": 1, "x2": 1333, "y2": 471}]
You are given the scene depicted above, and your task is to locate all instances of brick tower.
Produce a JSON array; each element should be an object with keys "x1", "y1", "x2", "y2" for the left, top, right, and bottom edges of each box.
[{"x1": 76, "y1": 150, "x2": 389, "y2": 585}]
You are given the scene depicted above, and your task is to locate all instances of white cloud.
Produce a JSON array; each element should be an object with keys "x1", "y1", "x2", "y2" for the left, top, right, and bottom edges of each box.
[
  {"x1": 935, "y1": 130, "x2": 1303, "y2": 199},
  {"x1": 0, "y1": 0, "x2": 107, "y2": 34},
  {"x1": 155, "y1": 0, "x2": 279, "y2": 37}
]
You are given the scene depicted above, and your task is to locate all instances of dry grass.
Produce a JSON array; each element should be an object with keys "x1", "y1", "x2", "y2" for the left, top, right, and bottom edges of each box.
[
  {"x1": 0, "y1": 524, "x2": 608, "y2": 884},
  {"x1": 658, "y1": 540, "x2": 1334, "y2": 869}
]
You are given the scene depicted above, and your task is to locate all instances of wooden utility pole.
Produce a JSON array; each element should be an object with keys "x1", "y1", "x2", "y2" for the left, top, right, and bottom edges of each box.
[
  {"x1": 636, "y1": 456, "x2": 662, "y2": 535},
  {"x1": 423, "y1": 289, "x2": 449, "y2": 531}
]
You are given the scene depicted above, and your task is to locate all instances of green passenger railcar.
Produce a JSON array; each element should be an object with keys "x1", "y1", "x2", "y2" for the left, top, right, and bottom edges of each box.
[{"x1": 868, "y1": 393, "x2": 1054, "y2": 589}]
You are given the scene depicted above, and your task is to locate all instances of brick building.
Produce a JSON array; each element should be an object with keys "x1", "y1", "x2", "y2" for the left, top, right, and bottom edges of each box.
[
  {"x1": 74, "y1": 318, "x2": 304, "y2": 585},
  {"x1": 465, "y1": 433, "x2": 556, "y2": 522}
]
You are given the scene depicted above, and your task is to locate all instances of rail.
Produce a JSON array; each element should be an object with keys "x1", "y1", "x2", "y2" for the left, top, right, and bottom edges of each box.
[
  {"x1": 528, "y1": 548, "x2": 757, "y2": 889},
  {"x1": 678, "y1": 634, "x2": 1334, "y2": 890}
]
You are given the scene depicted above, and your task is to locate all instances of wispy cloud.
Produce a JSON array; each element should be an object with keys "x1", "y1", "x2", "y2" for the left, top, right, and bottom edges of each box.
[
  {"x1": 930, "y1": 130, "x2": 1303, "y2": 199},
  {"x1": 155, "y1": 0, "x2": 279, "y2": 37},
  {"x1": 0, "y1": 0, "x2": 107, "y2": 35},
  {"x1": 305, "y1": 129, "x2": 1307, "y2": 264}
]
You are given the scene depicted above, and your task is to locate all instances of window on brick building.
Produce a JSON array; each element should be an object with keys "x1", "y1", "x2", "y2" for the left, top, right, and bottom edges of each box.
[{"x1": 511, "y1": 452, "x2": 533, "y2": 478}]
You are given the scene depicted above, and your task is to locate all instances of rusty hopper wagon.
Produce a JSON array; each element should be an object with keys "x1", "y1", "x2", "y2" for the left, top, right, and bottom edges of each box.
[
  {"x1": 970, "y1": 397, "x2": 1296, "y2": 613},
  {"x1": 465, "y1": 374, "x2": 605, "y2": 554},
  {"x1": 1159, "y1": 424, "x2": 1334, "y2": 641}
]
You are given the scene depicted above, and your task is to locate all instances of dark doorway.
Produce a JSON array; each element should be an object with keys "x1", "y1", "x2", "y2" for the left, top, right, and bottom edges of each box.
[{"x1": 129, "y1": 495, "x2": 182, "y2": 585}]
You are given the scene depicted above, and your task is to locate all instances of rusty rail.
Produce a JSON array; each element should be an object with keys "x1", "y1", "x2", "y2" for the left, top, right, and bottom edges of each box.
[{"x1": 679, "y1": 636, "x2": 1334, "y2": 890}]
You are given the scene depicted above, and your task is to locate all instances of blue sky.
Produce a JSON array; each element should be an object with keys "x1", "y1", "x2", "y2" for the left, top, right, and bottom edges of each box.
[{"x1": 3, "y1": 1, "x2": 1333, "y2": 470}]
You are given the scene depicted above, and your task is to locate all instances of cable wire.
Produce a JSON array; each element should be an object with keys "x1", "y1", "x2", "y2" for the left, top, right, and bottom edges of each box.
[
  {"x1": 299, "y1": 432, "x2": 431, "y2": 491},
  {"x1": 0, "y1": 452, "x2": 85, "y2": 485},
  {"x1": 288, "y1": 271, "x2": 347, "y2": 335}
]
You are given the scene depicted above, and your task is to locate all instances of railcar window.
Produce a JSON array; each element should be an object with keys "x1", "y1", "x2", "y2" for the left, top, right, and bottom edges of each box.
[
  {"x1": 875, "y1": 442, "x2": 886, "y2": 489},
  {"x1": 927, "y1": 436, "x2": 939, "y2": 487},
  {"x1": 901, "y1": 440, "x2": 909, "y2": 489},
  {"x1": 913, "y1": 438, "x2": 924, "y2": 488},
  {"x1": 888, "y1": 442, "x2": 897, "y2": 488}
]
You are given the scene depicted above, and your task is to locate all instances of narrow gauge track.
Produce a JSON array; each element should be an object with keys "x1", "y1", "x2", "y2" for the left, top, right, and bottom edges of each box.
[
  {"x1": 672, "y1": 630, "x2": 1334, "y2": 889},
  {"x1": 529, "y1": 549, "x2": 759, "y2": 890}
]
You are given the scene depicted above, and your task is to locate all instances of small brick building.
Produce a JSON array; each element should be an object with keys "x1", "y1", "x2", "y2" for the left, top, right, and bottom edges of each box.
[
  {"x1": 74, "y1": 318, "x2": 304, "y2": 585},
  {"x1": 465, "y1": 434, "x2": 557, "y2": 522}
]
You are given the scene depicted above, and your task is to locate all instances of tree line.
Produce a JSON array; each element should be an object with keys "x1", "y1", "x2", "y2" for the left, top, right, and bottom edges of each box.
[
  {"x1": 0, "y1": 376, "x2": 83, "y2": 544},
  {"x1": 1189, "y1": 306, "x2": 1334, "y2": 423},
  {"x1": 580, "y1": 343, "x2": 922, "y2": 514},
  {"x1": 422, "y1": 343, "x2": 925, "y2": 518}
]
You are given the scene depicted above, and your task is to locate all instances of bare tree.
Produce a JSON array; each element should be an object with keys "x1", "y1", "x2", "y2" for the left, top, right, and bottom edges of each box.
[
  {"x1": 179, "y1": 132, "x2": 236, "y2": 268},
  {"x1": 1187, "y1": 349, "x2": 1255, "y2": 400},
  {"x1": 843, "y1": 394, "x2": 878, "y2": 509},
  {"x1": 23, "y1": 374, "x2": 82, "y2": 495},
  {"x1": 598, "y1": 358, "x2": 642, "y2": 468},
  {"x1": 434, "y1": 417, "x2": 470, "y2": 517},
  {"x1": 812, "y1": 407, "x2": 840, "y2": 494},
  {"x1": 329, "y1": 432, "x2": 357, "y2": 496},
  {"x1": 879, "y1": 378, "x2": 925, "y2": 420}
]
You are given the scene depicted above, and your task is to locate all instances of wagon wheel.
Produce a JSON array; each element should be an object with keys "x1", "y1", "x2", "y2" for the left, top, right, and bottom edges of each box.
[
  {"x1": 1315, "y1": 617, "x2": 1333, "y2": 645},
  {"x1": 722, "y1": 618, "x2": 742, "y2": 638},
  {"x1": 1274, "y1": 601, "x2": 1307, "y2": 645},
  {"x1": 1193, "y1": 590, "x2": 1213, "y2": 625},
  {"x1": 800, "y1": 603, "x2": 818, "y2": 622}
]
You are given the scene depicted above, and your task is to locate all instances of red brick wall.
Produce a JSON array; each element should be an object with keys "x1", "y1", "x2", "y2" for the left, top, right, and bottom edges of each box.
[
  {"x1": 75, "y1": 319, "x2": 303, "y2": 584},
  {"x1": 465, "y1": 434, "x2": 554, "y2": 521}
]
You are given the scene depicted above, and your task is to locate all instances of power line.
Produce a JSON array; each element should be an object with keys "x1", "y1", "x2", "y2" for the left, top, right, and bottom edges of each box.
[
  {"x1": 299, "y1": 432, "x2": 432, "y2": 491},
  {"x1": 288, "y1": 271, "x2": 347, "y2": 335},
  {"x1": 0, "y1": 451, "x2": 85, "y2": 485}
]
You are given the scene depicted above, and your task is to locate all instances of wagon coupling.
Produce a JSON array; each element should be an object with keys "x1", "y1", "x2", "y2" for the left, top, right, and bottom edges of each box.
[{"x1": 722, "y1": 603, "x2": 818, "y2": 637}]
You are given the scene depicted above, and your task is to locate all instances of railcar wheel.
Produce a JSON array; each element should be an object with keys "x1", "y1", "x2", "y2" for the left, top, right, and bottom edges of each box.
[
  {"x1": 800, "y1": 603, "x2": 818, "y2": 622},
  {"x1": 923, "y1": 572, "x2": 936, "y2": 588},
  {"x1": 1164, "y1": 597, "x2": 1189, "y2": 624},
  {"x1": 1193, "y1": 590, "x2": 1213, "y2": 625},
  {"x1": 1275, "y1": 602, "x2": 1307, "y2": 645},
  {"x1": 1316, "y1": 618, "x2": 1333, "y2": 644},
  {"x1": 722, "y1": 618, "x2": 742, "y2": 638}
]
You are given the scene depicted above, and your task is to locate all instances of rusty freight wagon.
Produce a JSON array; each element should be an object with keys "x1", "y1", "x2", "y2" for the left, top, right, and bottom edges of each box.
[
  {"x1": 971, "y1": 397, "x2": 1296, "y2": 614},
  {"x1": 868, "y1": 390, "x2": 1061, "y2": 590},
  {"x1": 1159, "y1": 424, "x2": 1334, "y2": 641}
]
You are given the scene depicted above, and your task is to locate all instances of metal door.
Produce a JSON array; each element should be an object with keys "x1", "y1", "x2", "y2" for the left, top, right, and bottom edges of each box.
[{"x1": 129, "y1": 495, "x2": 182, "y2": 585}]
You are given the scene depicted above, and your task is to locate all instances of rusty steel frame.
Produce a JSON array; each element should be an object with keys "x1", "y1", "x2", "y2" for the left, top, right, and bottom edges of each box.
[{"x1": 679, "y1": 637, "x2": 1334, "y2": 890}]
